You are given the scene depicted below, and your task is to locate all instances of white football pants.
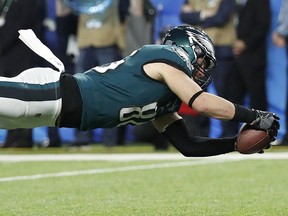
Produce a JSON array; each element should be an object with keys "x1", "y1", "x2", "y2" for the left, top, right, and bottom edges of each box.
[{"x1": 0, "y1": 67, "x2": 62, "y2": 129}]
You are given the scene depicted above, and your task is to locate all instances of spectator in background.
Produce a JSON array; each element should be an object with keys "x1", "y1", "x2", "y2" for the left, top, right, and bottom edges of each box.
[
  {"x1": 124, "y1": 0, "x2": 155, "y2": 55},
  {"x1": 71, "y1": 0, "x2": 129, "y2": 147},
  {"x1": 124, "y1": 0, "x2": 168, "y2": 150},
  {"x1": 41, "y1": 0, "x2": 78, "y2": 147},
  {"x1": 272, "y1": 0, "x2": 288, "y2": 145},
  {"x1": 272, "y1": 0, "x2": 288, "y2": 48},
  {"x1": 180, "y1": 0, "x2": 237, "y2": 137},
  {"x1": 0, "y1": 0, "x2": 45, "y2": 148},
  {"x1": 223, "y1": 0, "x2": 271, "y2": 136},
  {"x1": 55, "y1": 0, "x2": 78, "y2": 74}
]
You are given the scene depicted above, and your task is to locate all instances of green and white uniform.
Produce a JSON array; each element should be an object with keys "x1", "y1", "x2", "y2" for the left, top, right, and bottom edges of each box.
[
  {"x1": 0, "y1": 45, "x2": 194, "y2": 130},
  {"x1": 74, "y1": 45, "x2": 194, "y2": 130}
]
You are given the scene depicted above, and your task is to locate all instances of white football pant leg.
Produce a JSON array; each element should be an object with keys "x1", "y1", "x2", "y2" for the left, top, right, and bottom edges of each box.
[{"x1": 0, "y1": 67, "x2": 62, "y2": 129}]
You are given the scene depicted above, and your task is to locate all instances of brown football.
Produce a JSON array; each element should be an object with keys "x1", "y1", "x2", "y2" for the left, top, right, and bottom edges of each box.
[{"x1": 236, "y1": 123, "x2": 270, "y2": 154}]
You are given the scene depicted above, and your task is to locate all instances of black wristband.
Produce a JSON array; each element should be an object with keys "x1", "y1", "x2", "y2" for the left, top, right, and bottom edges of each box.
[{"x1": 231, "y1": 104, "x2": 257, "y2": 123}]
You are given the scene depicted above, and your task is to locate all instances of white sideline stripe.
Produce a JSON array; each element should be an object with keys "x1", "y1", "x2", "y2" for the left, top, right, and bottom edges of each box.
[
  {"x1": 0, "y1": 158, "x2": 242, "y2": 183},
  {"x1": 1, "y1": 152, "x2": 288, "y2": 162},
  {"x1": 0, "y1": 152, "x2": 287, "y2": 183},
  {"x1": 0, "y1": 153, "x2": 188, "y2": 162}
]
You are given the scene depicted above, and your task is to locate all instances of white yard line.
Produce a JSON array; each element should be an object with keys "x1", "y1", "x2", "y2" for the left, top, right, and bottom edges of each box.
[
  {"x1": 0, "y1": 152, "x2": 288, "y2": 162},
  {"x1": 0, "y1": 153, "x2": 188, "y2": 162},
  {"x1": 0, "y1": 158, "x2": 242, "y2": 183},
  {"x1": 0, "y1": 152, "x2": 287, "y2": 183}
]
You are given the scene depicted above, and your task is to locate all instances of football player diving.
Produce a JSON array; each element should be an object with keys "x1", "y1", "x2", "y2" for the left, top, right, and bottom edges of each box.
[{"x1": 0, "y1": 25, "x2": 280, "y2": 156}]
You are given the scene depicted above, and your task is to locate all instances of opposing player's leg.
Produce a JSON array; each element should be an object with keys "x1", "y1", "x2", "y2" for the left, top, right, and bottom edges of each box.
[{"x1": 0, "y1": 67, "x2": 62, "y2": 129}]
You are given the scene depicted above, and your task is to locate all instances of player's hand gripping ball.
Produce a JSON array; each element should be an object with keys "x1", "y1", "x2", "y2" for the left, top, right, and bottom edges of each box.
[{"x1": 236, "y1": 123, "x2": 271, "y2": 154}]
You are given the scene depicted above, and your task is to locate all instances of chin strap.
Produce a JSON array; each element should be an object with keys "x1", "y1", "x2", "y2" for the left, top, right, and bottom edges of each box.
[{"x1": 18, "y1": 29, "x2": 65, "y2": 73}]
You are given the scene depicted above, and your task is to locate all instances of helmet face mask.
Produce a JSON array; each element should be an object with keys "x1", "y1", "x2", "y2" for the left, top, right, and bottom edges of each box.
[
  {"x1": 161, "y1": 25, "x2": 216, "y2": 89},
  {"x1": 192, "y1": 57, "x2": 213, "y2": 89}
]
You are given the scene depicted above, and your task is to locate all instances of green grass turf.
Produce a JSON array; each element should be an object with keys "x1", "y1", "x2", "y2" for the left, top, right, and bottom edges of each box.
[{"x1": 0, "y1": 150, "x2": 288, "y2": 215}]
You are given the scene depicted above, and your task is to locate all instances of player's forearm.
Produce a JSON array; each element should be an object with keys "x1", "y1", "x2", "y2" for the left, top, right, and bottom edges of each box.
[
  {"x1": 192, "y1": 93, "x2": 257, "y2": 123},
  {"x1": 162, "y1": 119, "x2": 236, "y2": 157},
  {"x1": 192, "y1": 93, "x2": 235, "y2": 120}
]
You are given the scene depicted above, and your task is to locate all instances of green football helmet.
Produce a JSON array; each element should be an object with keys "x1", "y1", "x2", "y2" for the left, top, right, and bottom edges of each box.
[{"x1": 161, "y1": 25, "x2": 216, "y2": 89}]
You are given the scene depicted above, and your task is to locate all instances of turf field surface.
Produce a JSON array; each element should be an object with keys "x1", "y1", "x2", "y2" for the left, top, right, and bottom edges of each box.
[{"x1": 0, "y1": 151, "x2": 287, "y2": 216}]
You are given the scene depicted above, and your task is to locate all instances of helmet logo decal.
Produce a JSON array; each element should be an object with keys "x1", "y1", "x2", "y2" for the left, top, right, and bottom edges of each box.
[
  {"x1": 186, "y1": 30, "x2": 214, "y2": 57},
  {"x1": 172, "y1": 46, "x2": 192, "y2": 70}
]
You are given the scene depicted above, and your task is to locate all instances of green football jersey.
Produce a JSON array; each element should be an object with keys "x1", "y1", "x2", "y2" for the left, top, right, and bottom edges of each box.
[{"x1": 73, "y1": 45, "x2": 195, "y2": 130}]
